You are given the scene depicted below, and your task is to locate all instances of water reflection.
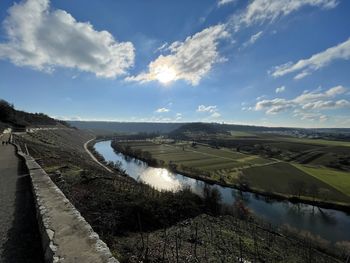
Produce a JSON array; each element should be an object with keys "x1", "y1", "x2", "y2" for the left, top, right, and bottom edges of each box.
[
  {"x1": 94, "y1": 140, "x2": 350, "y2": 243},
  {"x1": 138, "y1": 168, "x2": 182, "y2": 191}
]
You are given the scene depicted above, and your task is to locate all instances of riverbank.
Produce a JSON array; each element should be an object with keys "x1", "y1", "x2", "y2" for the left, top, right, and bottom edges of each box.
[
  {"x1": 108, "y1": 139, "x2": 350, "y2": 213},
  {"x1": 172, "y1": 168, "x2": 350, "y2": 213}
]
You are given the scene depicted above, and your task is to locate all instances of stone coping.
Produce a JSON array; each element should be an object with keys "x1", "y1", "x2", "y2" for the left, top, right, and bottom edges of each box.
[{"x1": 13, "y1": 143, "x2": 119, "y2": 263}]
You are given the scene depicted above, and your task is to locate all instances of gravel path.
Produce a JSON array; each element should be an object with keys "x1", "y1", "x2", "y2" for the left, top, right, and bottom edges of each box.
[
  {"x1": 84, "y1": 138, "x2": 113, "y2": 173},
  {"x1": 0, "y1": 134, "x2": 44, "y2": 263}
]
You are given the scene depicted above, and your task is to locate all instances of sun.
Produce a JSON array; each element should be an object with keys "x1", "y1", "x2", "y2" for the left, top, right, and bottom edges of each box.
[{"x1": 155, "y1": 66, "x2": 176, "y2": 84}]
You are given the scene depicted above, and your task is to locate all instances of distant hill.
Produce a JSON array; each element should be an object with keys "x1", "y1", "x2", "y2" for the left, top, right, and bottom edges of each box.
[
  {"x1": 68, "y1": 121, "x2": 184, "y2": 134},
  {"x1": 0, "y1": 99, "x2": 67, "y2": 130},
  {"x1": 169, "y1": 122, "x2": 350, "y2": 140},
  {"x1": 68, "y1": 120, "x2": 350, "y2": 139},
  {"x1": 169, "y1": 122, "x2": 230, "y2": 137},
  {"x1": 68, "y1": 121, "x2": 282, "y2": 135},
  {"x1": 169, "y1": 122, "x2": 281, "y2": 138}
]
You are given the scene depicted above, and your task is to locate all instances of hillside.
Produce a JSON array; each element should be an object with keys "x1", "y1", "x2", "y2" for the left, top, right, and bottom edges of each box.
[
  {"x1": 0, "y1": 99, "x2": 66, "y2": 130},
  {"x1": 169, "y1": 122, "x2": 350, "y2": 141},
  {"x1": 68, "y1": 120, "x2": 184, "y2": 134}
]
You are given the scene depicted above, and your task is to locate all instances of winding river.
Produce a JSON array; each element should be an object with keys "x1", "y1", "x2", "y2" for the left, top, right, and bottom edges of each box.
[{"x1": 95, "y1": 140, "x2": 350, "y2": 243}]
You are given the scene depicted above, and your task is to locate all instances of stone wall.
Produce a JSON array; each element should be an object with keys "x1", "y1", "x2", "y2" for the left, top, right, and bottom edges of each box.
[{"x1": 13, "y1": 143, "x2": 119, "y2": 263}]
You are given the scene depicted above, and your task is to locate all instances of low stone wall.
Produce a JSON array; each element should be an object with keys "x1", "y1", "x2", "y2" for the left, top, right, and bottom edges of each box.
[{"x1": 14, "y1": 144, "x2": 119, "y2": 263}]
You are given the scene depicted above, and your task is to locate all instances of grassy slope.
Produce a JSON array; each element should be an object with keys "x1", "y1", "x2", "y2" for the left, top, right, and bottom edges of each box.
[
  {"x1": 229, "y1": 130, "x2": 257, "y2": 137},
  {"x1": 242, "y1": 162, "x2": 350, "y2": 203},
  {"x1": 15, "y1": 129, "x2": 97, "y2": 170},
  {"x1": 295, "y1": 164, "x2": 350, "y2": 196}
]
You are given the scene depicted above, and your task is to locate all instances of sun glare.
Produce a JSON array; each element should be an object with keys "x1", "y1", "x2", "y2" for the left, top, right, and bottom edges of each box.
[{"x1": 155, "y1": 66, "x2": 176, "y2": 84}]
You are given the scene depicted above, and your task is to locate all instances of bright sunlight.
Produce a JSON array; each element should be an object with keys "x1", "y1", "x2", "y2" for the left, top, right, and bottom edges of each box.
[{"x1": 155, "y1": 65, "x2": 177, "y2": 84}]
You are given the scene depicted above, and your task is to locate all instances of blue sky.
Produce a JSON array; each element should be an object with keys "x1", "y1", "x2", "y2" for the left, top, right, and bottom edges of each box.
[{"x1": 0, "y1": 0, "x2": 349, "y2": 128}]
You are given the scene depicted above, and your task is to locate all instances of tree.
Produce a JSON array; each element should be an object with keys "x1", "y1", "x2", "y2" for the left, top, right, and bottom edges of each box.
[
  {"x1": 308, "y1": 183, "x2": 319, "y2": 202},
  {"x1": 289, "y1": 180, "x2": 307, "y2": 198},
  {"x1": 0, "y1": 99, "x2": 15, "y2": 122},
  {"x1": 203, "y1": 186, "x2": 222, "y2": 215},
  {"x1": 319, "y1": 188, "x2": 331, "y2": 202}
]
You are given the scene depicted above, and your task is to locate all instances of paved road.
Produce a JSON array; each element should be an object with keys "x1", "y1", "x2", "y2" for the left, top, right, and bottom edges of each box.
[{"x1": 0, "y1": 133, "x2": 44, "y2": 263}]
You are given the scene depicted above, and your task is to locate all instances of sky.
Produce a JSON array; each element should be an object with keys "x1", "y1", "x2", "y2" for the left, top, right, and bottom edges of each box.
[{"x1": 0, "y1": 0, "x2": 350, "y2": 128}]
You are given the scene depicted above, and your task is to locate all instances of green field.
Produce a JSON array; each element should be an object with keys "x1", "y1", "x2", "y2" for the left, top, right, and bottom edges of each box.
[
  {"x1": 119, "y1": 140, "x2": 350, "y2": 204},
  {"x1": 281, "y1": 137, "x2": 350, "y2": 147},
  {"x1": 295, "y1": 164, "x2": 350, "y2": 196},
  {"x1": 120, "y1": 141, "x2": 271, "y2": 179},
  {"x1": 242, "y1": 162, "x2": 350, "y2": 203},
  {"x1": 229, "y1": 130, "x2": 257, "y2": 137}
]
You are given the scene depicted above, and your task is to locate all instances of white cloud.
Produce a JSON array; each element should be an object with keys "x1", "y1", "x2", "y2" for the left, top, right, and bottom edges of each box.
[
  {"x1": 255, "y1": 98, "x2": 294, "y2": 114},
  {"x1": 197, "y1": 105, "x2": 221, "y2": 119},
  {"x1": 175, "y1": 113, "x2": 183, "y2": 121},
  {"x1": 155, "y1": 42, "x2": 168, "y2": 53},
  {"x1": 293, "y1": 110, "x2": 328, "y2": 122},
  {"x1": 319, "y1": 115, "x2": 329, "y2": 122},
  {"x1": 155, "y1": 107, "x2": 170, "y2": 113},
  {"x1": 302, "y1": 99, "x2": 350, "y2": 110},
  {"x1": 241, "y1": 106, "x2": 253, "y2": 111},
  {"x1": 255, "y1": 85, "x2": 348, "y2": 119},
  {"x1": 211, "y1": 112, "x2": 221, "y2": 118},
  {"x1": 275, "y1": 85, "x2": 286, "y2": 93},
  {"x1": 129, "y1": 0, "x2": 337, "y2": 86},
  {"x1": 271, "y1": 38, "x2": 350, "y2": 79},
  {"x1": 231, "y1": 0, "x2": 338, "y2": 31},
  {"x1": 0, "y1": 0, "x2": 134, "y2": 78},
  {"x1": 325, "y1": 85, "x2": 347, "y2": 96},
  {"x1": 218, "y1": 0, "x2": 237, "y2": 7},
  {"x1": 241, "y1": 31, "x2": 263, "y2": 48},
  {"x1": 293, "y1": 71, "x2": 311, "y2": 80},
  {"x1": 197, "y1": 105, "x2": 218, "y2": 113},
  {"x1": 126, "y1": 24, "x2": 229, "y2": 85},
  {"x1": 256, "y1": 95, "x2": 266, "y2": 101},
  {"x1": 294, "y1": 85, "x2": 346, "y2": 103}
]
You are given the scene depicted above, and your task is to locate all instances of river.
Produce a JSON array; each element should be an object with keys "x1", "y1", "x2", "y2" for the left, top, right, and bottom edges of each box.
[{"x1": 95, "y1": 140, "x2": 350, "y2": 243}]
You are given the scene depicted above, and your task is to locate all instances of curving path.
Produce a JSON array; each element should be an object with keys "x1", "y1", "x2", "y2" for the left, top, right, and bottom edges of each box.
[
  {"x1": 0, "y1": 133, "x2": 44, "y2": 263},
  {"x1": 84, "y1": 138, "x2": 113, "y2": 173}
]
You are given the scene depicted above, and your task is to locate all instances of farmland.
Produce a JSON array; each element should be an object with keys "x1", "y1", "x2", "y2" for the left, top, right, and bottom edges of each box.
[
  {"x1": 295, "y1": 164, "x2": 350, "y2": 197},
  {"x1": 114, "y1": 139, "x2": 350, "y2": 205},
  {"x1": 117, "y1": 140, "x2": 272, "y2": 183},
  {"x1": 281, "y1": 137, "x2": 350, "y2": 147},
  {"x1": 243, "y1": 162, "x2": 350, "y2": 203}
]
